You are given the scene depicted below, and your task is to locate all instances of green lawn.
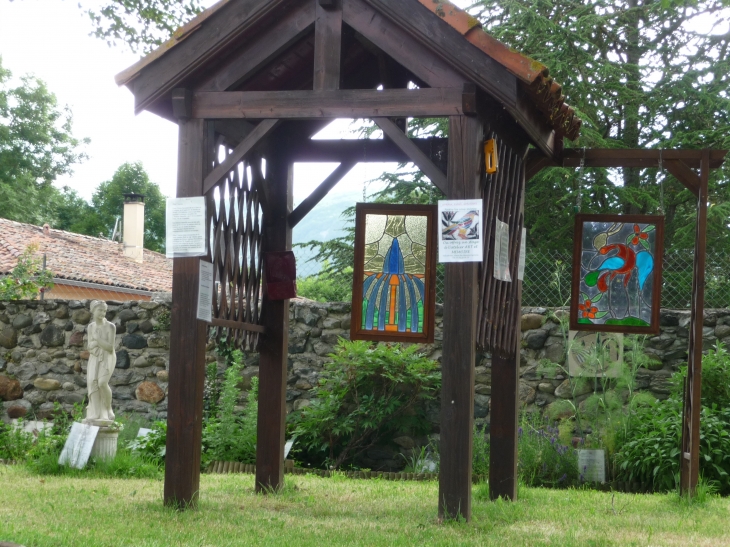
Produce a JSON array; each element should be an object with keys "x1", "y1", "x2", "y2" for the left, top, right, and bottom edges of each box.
[{"x1": 1, "y1": 465, "x2": 729, "y2": 546}]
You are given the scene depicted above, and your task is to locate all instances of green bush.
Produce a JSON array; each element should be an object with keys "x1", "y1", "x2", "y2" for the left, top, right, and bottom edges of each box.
[
  {"x1": 517, "y1": 413, "x2": 579, "y2": 488},
  {"x1": 126, "y1": 421, "x2": 167, "y2": 467},
  {"x1": 296, "y1": 267, "x2": 352, "y2": 302},
  {"x1": 290, "y1": 340, "x2": 440, "y2": 470},
  {"x1": 672, "y1": 342, "x2": 730, "y2": 409},
  {"x1": 472, "y1": 423, "x2": 489, "y2": 477},
  {"x1": 615, "y1": 397, "x2": 730, "y2": 494},
  {"x1": 201, "y1": 349, "x2": 258, "y2": 466}
]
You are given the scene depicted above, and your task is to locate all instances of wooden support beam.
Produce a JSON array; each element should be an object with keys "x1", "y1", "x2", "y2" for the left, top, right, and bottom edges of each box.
[
  {"x1": 344, "y1": 0, "x2": 468, "y2": 90},
  {"x1": 203, "y1": 119, "x2": 281, "y2": 195},
  {"x1": 373, "y1": 117, "x2": 447, "y2": 193},
  {"x1": 314, "y1": 0, "x2": 342, "y2": 90},
  {"x1": 664, "y1": 159, "x2": 700, "y2": 197},
  {"x1": 359, "y1": 0, "x2": 516, "y2": 108},
  {"x1": 680, "y1": 150, "x2": 710, "y2": 497},
  {"x1": 527, "y1": 148, "x2": 727, "y2": 172},
  {"x1": 255, "y1": 150, "x2": 293, "y2": 493},
  {"x1": 289, "y1": 160, "x2": 356, "y2": 228},
  {"x1": 438, "y1": 115, "x2": 482, "y2": 523},
  {"x1": 172, "y1": 88, "x2": 193, "y2": 120},
  {"x1": 197, "y1": 3, "x2": 315, "y2": 92},
  {"x1": 287, "y1": 137, "x2": 449, "y2": 166},
  {"x1": 192, "y1": 88, "x2": 465, "y2": 119},
  {"x1": 164, "y1": 119, "x2": 209, "y2": 509},
  {"x1": 124, "y1": 0, "x2": 291, "y2": 116}
]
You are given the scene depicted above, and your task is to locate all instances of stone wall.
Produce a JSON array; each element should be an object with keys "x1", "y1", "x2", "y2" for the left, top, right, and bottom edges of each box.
[
  {"x1": 0, "y1": 296, "x2": 195, "y2": 423},
  {"x1": 3, "y1": 297, "x2": 730, "y2": 433}
]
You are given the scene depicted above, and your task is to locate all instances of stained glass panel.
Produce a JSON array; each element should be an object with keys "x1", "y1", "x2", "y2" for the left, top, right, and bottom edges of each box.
[
  {"x1": 570, "y1": 214, "x2": 664, "y2": 334},
  {"x1": 351, "y1": 204, "x2": 437, "y2": 343}
]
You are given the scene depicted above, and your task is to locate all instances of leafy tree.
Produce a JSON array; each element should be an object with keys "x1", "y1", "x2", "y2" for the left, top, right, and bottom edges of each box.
[
  {"x1": 72, "y1": 162, "x2": 167, "y2": 254},
  {"x1": 82, "y1": 0, "x2": 204, "y2": 53},
  {"x1": 468, "y1": 0, "x2": 730, "y2": 253},
  {"x1": 0, "y1": 56, "x2": 88, "y2": 225},
  {"x1": 0, "y1": 243, "x2": 54, "y2": 300}
]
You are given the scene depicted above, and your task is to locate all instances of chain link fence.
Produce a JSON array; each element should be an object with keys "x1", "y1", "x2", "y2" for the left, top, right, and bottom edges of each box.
[{"x1": 296, "y1": 250, "x2": 730, "y2": 309}]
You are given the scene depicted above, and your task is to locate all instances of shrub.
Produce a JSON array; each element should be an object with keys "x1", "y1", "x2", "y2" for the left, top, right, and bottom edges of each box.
[
  {"x1": 126, "y1": 420, "x2": 167, "y2": 467},
  {"x1": 672, "y1": 342, "x2": 730, "y2": 409},
  {"x1": 472, "y1": 423, "x2": 490, "y2": 477},
  {"x1": 290, "y1": 340, "x2": 440, "y2": 470},
  {"x1": 614, "y1": 397, "x2": 730, "y2": 494},
  {"x1": 201, "y1": 349, "x2": 258, "y2": 466},
  {"x1": 517, "y1": 414, "x2": 578, "y2": 488}
]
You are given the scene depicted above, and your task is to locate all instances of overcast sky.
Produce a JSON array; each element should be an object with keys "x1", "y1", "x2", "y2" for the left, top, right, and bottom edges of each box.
[{"x1": 0, "y1": 0, "x2": 472, "y2": 207}]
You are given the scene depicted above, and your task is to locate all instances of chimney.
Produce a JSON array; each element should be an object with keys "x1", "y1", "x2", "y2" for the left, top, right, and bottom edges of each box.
[{"x1": 123, "y1": 193, "x2": 145, "y2": 263}]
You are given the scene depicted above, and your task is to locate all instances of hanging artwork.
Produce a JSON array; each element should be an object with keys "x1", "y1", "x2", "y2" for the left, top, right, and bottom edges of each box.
[
  {"x1": 350, "y1": 203, "x2": 437, "y2": 343},
  {"x1": 570, "y1": 214, "x2": 664, "y2": 334}
]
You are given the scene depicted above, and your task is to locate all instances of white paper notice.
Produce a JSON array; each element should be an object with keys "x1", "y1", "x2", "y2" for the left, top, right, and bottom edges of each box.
[
  {"x1": 58, "y1": 422, "x2": 99, "y2": 469},
  {"x1": 438, "y1": 199, "x2": 483, "y2": 263},
  {"x1": 494, "y1": 219, "x2": 512, "y2": 282},
  {"x1": 197, "y1": 260, "x2": 214, "y2": 323},
  {"x1": 166, "y1": 197, "x2": 207, "y2": 258},
  {"x1": 517, "y1": 228, "x2": 527, "y2": 281}
]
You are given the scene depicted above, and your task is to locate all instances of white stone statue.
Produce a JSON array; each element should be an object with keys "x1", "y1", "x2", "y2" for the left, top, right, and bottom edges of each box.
[{"x1": 84, "y1": 300, "x2": 116, "y2": 425}]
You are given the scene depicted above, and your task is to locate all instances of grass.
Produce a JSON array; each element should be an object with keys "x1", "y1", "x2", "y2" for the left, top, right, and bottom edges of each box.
[{"x1": 1, "y1": 465, "x2": 730, "y2": 546}]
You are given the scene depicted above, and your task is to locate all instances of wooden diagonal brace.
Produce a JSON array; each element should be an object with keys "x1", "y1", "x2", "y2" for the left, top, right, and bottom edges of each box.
[
  {"x1": 289, "y1": 161, "x2": 357, "y2": 228},
  {"x1": 664, "y1": 159, "x2": 700, "y2": 197},
  {"x1": 373, "y1": 117, "x2": 448, "y2": 193},
  {"x1": 203, "y1": 119, "x2": 281, "y2": 195}
]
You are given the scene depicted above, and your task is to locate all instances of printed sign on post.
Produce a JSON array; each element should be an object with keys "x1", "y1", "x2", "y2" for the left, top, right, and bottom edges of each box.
[
  {"x1": 197, "y1": 260, "x2": 214, "y2": 323},
  {"x1": 494, "y1": 219, "x2": 512, "y2": 282},
  {"x1": 438, "y1": 199, "x2": 483, "y2": 263},
  {"x1": 166, "y1": 197, "x2": 207, "y2": 258}
]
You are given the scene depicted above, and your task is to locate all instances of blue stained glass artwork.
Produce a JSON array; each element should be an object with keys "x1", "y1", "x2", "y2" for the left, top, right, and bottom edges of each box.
[{"x1": 351, "y1": 204, "x2": 436, "y2": 343}]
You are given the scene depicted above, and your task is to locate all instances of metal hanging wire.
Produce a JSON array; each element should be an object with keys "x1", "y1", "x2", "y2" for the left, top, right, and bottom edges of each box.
[
  {"x1": 658, "y1": 149, "x2": 665, "y2": 215},
  {"x1": 575, "y1": 146, "x2": 586, "y2": 213}
]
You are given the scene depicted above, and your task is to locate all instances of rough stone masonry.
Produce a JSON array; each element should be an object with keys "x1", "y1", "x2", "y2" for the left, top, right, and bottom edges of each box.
[{"x1": 2, "y1": 297, "x2": 729, "y2": 439}]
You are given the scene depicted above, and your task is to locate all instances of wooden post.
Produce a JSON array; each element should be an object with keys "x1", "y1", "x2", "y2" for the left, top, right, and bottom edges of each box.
[
  {"x1": 255, "y1": 147, "x2": 293, "y2": 493},
  {"x1": 438, "y1": 115, "x2": 482, "y2": 522},
  {"x1": 680, "y1": 149, "x2": 710, "y2": 496},
  {"x1": 164, "y1": 118, "x2": 210, "y2": 508},
  {"x1": 313, "y1": 0, "x2": 342, "y2": 90}
]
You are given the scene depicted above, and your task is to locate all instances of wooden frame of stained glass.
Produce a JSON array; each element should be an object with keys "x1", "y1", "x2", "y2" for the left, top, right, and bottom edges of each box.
[
  {"x1": 351, "y1": 203, "x2": 437, "y2": 343},
  {"x1": 570, "y1": 214, "x2": 664, "y2": 334}
]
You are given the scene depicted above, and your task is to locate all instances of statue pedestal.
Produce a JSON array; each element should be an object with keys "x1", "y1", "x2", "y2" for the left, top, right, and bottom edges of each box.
[{"x1": 84, "y1": 419, "x2": 118, "y2": 461}]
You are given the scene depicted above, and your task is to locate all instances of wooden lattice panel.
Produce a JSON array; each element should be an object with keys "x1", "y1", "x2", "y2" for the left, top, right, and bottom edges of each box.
[
  {"x1": 477, "y1": 134, "x2": 526, "y2": 357},
  {"x1": 205, "y1": 140, "x2": 266, "y2": 351}
]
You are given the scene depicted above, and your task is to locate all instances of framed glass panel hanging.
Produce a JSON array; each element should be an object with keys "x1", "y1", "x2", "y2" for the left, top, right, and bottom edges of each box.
[
  {"x1": 570, "y1": 214, "x2": 664, "y2": 334},
  {"x1": 350, "y1": 203, "x2": 437, "y2": 343}
]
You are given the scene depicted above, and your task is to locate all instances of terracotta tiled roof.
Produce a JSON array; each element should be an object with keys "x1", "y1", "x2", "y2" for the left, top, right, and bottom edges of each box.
[
  {"x1": 0, "y1": 218, "x2": 173, "y2": 293},
  {"x1": 417, "y1": 0, "x2": 581, "y2": 141}
]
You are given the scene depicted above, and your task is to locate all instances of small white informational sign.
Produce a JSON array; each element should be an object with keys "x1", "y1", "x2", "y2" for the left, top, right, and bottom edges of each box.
[
  {"x1": 58, "y1": 422, "x2": 99, "y2": 469},
  {"x1": 438, "y1": 199, "x2": 483, "y2": 263},
  {"x1": 166, "y1": 197, "x2": 207, "y2": 258},
  {"x1": 136, "y1": 428, "x2": 152, "y2": 439},
  {"x1": 196, "y1": 260, "x2": 214, "y2": 323},
  {"x1": 517, "y1": 228, "x2": 527, "y2": 281},
  {"x1": 493, "y1": 219, "x2": 512, "y2": 282},
  {"x1": 284, "y1": 439, "x2": 296, "y2": 459},
  {"x1": 577, "y1": 449, "x2": 606, "y2": 483}
]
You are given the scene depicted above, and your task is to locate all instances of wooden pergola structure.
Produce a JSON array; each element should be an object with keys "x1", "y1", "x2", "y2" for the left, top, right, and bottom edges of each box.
[{"x1": 117, "y1": 0, "x2": 726, "y2": 520}]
